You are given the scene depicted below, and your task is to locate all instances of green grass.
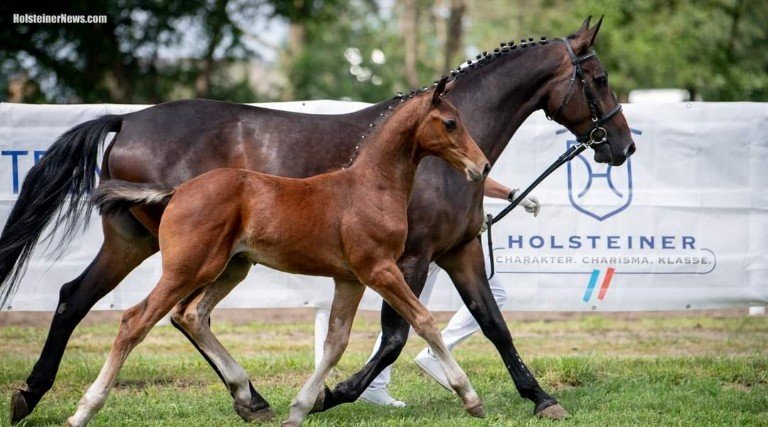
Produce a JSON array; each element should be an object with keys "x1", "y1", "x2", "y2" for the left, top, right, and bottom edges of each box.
[{"x1": 1, "y1": 311, "x2": 766, "y2": 426}]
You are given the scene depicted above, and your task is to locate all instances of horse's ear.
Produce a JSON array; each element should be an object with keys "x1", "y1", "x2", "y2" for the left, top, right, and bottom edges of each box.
[
  {"x1": 588, "y1": 16, "x2": 604, "y2": 47},
  {"x1": 576, "y1": 16, "x2": 592, "y2": 36},
  {"x1": 432, "y1": 76, "x2": 450, "y2": 105},
  {"x1": 572, "y1": 15, "x2": 603, "y2": 54}
]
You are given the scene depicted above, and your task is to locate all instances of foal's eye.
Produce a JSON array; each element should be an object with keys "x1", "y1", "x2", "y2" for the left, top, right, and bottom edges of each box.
[{"x1": 443, "y1": 119, "x2": 457, "y2": 131}]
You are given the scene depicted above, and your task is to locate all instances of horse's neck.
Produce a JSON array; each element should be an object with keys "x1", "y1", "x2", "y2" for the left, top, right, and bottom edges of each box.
[
  {"x1": 348, "y1": 101, "x2": 422, "y2": 200},
  {"x1": 448, "y1": 44, "x2": 563, "y2": 164}
]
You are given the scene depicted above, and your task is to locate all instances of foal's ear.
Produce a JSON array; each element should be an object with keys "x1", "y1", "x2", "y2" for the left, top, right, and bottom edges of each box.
[{"x1": 432, "y1": 76, "x2": 450, "y2": 105}]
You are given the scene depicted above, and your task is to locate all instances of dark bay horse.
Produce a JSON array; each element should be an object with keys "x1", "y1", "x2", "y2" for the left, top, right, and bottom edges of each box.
[
  {"x1": 4, "y1": 17, "x2": 634, "y2": 424},
  {"x1": 68, "y1": 80, "x2": 488, "y2": 426}
]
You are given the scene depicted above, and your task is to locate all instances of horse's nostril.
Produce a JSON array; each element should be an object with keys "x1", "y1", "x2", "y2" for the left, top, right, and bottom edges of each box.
[
  {"x1": 482, "y1": 163, "x2": 491, "y2": 178},
  {"x1": 626, "y1": 143, "x2": 636, "y2": 157}
]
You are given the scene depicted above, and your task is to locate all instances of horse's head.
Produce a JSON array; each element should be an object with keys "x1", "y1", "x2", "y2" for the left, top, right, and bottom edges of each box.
[
  {"x1": 544, "y1": 16, "x2": 636, "y2": 166},
  {"x1": 417, "y1": 77, "x2": 490, "y2": 182}
]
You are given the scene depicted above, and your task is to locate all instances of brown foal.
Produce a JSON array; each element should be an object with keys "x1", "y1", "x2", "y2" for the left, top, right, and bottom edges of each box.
[{"x1": 69, "y1": 79, "x2": 490, "y2": 426}]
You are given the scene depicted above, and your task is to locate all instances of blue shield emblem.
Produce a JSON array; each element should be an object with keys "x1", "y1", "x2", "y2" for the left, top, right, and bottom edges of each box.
[{"x1": 562, "y1": 130, "x2": 638, "y2": 221}]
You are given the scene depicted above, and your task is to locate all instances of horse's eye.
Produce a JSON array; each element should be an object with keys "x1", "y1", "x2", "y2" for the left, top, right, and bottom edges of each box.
[
  {"x1": 443, "y1": 119, "x2": 456, "y2": 131},
  {"x1": 595, "y1": 75, "x2": 608, "y2": 86}
]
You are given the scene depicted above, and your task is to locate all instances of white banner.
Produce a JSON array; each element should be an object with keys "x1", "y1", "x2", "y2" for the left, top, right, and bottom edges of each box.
[{"x1": 0, "y1": 101, "x2": 766, "y2": 312}]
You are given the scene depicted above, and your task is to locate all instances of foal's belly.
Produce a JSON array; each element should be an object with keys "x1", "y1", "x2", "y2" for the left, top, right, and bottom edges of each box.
[{"x1": 234, "y1": 240, "x2": 355, "y2": 280}]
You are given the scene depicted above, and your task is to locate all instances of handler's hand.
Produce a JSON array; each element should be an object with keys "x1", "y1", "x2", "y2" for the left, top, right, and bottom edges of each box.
[
  {"x1": 508, "y1": 189, "x2": 540, "y2": 217},
  {"x1": 522, "y1": 196, "x2": 540, "y2": 217}
]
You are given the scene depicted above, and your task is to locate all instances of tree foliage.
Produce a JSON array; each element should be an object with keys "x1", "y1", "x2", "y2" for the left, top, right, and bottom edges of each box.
[
  {"x1": 464, "y1": 0, "x2": 767, "y2": 101},
  {"x1": 0, "y1": 0, "x2": 259, "y2": 103},
  {"x1": 1, "y1": 0, "x2": 765, "y2": 103}
]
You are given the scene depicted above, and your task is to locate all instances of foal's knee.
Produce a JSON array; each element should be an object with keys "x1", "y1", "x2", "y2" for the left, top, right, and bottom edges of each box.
[
  {"x1": 117, "y1": 300, "x2": 155, "y2": 346},
  {"x1": 410, "y1": 314, "x2": 439, "y2": 341}
]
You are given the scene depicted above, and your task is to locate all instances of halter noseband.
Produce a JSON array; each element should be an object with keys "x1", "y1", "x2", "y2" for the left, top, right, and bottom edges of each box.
[{"x1": 548, "y1": 38, "x2": 623, "y2": 146}]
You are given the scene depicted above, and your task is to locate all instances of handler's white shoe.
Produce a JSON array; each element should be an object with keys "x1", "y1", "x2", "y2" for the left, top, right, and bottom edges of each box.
[
  {"x1": 360, "y1": 387, "x2": 407, "y2": 407},
  {"x1": 414, "y1": 348, "x2": 452, "y2": 391}
]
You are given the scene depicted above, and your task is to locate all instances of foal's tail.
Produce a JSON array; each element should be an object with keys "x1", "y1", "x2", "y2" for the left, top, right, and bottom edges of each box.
[
  {"x1": 92, "y1": 180, "x2": 176, "y2": 215},
  {"x1": 0, "y1": 115, "x2": 122, "y2": 309}
]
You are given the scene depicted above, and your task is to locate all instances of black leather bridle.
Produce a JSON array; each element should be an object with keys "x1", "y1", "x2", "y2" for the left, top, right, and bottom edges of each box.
[
  {"x1": 484, "y1": 38, "x2": 624, "y2": 279},
  {"x1": 547, "y1": 38, "x2": 623, "y2": 146}
]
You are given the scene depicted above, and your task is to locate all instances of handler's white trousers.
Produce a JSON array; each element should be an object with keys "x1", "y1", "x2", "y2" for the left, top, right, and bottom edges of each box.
[{"x1": 366, "y1": 257, "x2": 507, "y2": 391}]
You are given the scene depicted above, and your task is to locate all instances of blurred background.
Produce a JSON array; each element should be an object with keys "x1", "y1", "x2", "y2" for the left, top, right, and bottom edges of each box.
[{"x1": 1, "y1": 0, "x2": 766, "y2": 105}]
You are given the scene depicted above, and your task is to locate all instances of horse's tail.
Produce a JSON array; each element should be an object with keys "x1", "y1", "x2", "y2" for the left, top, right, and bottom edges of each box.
[
  {"x1": 0, "y1": 115, "x2": 123, "y2": 309},
  {"x1": 92, "y1": 180, "x2": 175, "y2": 216}
]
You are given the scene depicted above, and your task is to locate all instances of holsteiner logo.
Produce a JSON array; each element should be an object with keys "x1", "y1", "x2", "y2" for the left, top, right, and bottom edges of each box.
[
  {"x1": 563, "y1": 128, "x2": 634, "y2": 221},
  {"x1": 493, "y1": 128, "x2": 717, "y2": 305}
]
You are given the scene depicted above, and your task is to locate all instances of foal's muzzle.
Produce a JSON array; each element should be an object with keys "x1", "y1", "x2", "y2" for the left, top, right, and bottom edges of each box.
[{"x1": 467, "y1": 162, "x2": 490, "y2": 182}]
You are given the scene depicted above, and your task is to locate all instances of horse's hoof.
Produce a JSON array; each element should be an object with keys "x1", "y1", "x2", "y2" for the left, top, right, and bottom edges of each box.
[
  {"x1": 308, "y1": 385, "x2": 332, "y2": 414},
  {"x1": 310, "y1": 389, "x2": 325, "y2": 413},
  {"x1": 280, "y1": 420, "x2": 300, "y2": 427},
  {"x1": 535, "y1": 403, "x2": 569, "y2": 420},
  {"x1": 10, "y1": 389, "x2": 30, "y2": 425},
  {"x1": 466, "y1": 402, "x2": 486, "y2": 418},
  {"x1": 234, "y1": 403, "x2": 274, "y2": 422}
]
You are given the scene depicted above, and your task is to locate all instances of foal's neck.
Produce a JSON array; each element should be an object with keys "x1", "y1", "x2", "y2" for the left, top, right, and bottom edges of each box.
[{"x1": 347, "y1": 99, "x2": 424, "y2": 199}]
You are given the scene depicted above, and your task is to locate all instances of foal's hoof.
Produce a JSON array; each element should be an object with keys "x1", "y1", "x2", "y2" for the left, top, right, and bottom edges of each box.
[
  {"x1": 535, "y1": 403, "x2": 569, "y2": 420},
  {"x1": 234, "y1": 403, "x2": 274, "y2": 422},
  {"x1": 10, "y1": 389, "x2": 30, "y2": 425},
  {"x1": 466, "y1": 402, "x2": 486, "y2": 418}
]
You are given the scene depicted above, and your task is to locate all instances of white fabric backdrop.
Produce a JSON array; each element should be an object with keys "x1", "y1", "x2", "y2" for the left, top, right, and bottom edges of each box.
[{"x1": 0, "y1": 101, "x2": 766, "y2": 312}]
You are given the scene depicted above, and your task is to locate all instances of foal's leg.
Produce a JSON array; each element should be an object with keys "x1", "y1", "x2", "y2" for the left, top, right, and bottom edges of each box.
[
  {"x1": 359, "y1": 261, "x2": 484, "y2": 418},
  {"x1": 437, "y1": 238, "x2": 568, "y2": 419},
  {"x1": 283, "y1": 279, "x2": 365, "y2": 427},
  {"x1": 11, "y1": 214, "x2": 157, "y2": 424},
  {"x1": 67, "y1": 214, "x2": 235, "y2": 426},
  {"x1": 170, "y1": 255, "x2": 273, "y2": 422},
  {"x1": 66, "y1": 271, "x2": 206, "y2": 427},
  {"x1": 313, "y1": 255, "x2": 429, "y2": 411}
]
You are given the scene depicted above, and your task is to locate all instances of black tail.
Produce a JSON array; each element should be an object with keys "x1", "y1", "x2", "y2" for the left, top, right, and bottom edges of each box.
[
  {"x1": 92, "y1": 180, "x2": 175, "y2": 216},
  {"x1": 0, "y1": 115, "x2": 123, "y2": 309}
]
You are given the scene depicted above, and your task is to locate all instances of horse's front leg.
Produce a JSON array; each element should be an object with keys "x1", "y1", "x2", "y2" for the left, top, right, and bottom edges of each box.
[
  {"x1": 436, "y1": 237, "x2": 568, "y2": 420},
  {"x1": 311, "y1": 255, "x2": 429, "y2": 412}
]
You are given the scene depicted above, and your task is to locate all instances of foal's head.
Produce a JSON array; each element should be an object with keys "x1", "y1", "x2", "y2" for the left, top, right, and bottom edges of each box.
[{"x1": 415, "y1": 78, "x2": 490, "y2": 182}]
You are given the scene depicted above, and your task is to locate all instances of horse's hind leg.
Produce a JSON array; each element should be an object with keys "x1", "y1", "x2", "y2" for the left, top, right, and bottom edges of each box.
[
  {"x1": 170, "y1": 255, "x2": 274, "y2": 422},
  {"x1": 283, "y1": 278, "x2": 365, "y2": 427},
  {"x1": 11, "y1": 214, "x2": 157, "y2": 424},
  {"x1": 359, "y1": 261, "x2": 484, "y2": 418}
]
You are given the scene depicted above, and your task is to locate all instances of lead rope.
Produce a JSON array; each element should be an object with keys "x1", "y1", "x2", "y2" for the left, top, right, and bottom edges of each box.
[{"x1": 486, "y1": 142, "x2": 588, "y2": 279}]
